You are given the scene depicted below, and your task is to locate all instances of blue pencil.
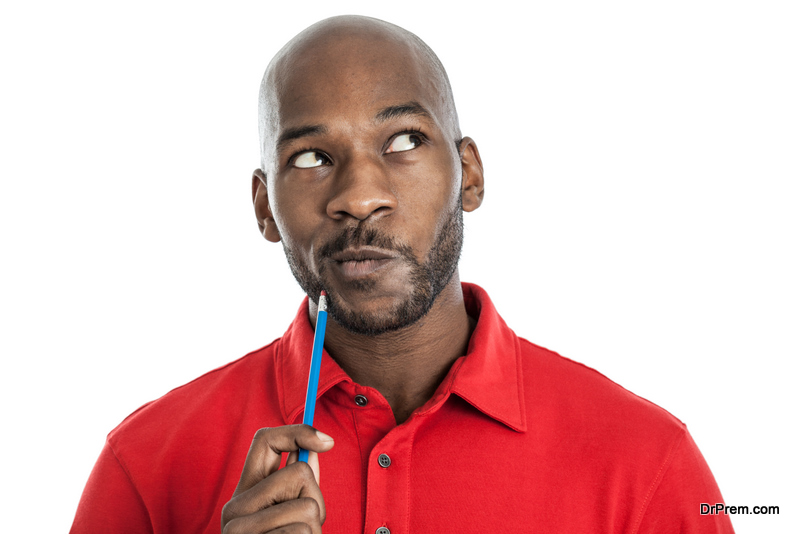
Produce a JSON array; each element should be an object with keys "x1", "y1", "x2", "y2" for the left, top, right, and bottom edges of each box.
[{"x1": 298, "y1": 290, "x2": 328, "y2": 463}]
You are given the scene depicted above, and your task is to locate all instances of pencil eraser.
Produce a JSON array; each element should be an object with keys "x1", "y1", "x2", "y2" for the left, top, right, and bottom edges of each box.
[{"x1": 320, "y1": 290, "x2": 327, "y2": 297}]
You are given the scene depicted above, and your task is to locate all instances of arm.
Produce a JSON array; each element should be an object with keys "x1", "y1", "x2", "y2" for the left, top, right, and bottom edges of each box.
[
  {"x1": 636, "y1": 428, "x2": 734, "y2": 534},
  {"x1": 70, "y1": 442, "x2": 153, "y2": 534}
]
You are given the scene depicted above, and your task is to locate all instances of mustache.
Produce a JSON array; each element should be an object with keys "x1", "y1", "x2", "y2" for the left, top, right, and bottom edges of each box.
[{"x1": 318, "y1": 225, "x2": 412, "y2": 260}]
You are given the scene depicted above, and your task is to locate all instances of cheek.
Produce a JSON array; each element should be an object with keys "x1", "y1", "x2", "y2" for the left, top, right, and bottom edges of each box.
[
  {"x1": 396, "y1": 147, "x2": 459, "y2": 201},
  {"x1": 394, "y1": 157, "x2": 461, "y2": 245},
  {"x1": 270, "y1": 187, "x2": 316, "y2": 249}
]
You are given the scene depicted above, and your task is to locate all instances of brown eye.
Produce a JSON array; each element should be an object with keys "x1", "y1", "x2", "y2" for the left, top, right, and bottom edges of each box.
[
  {"x1": 385, "y1": 133, "x2": 422, "y2": 154},
  {"x1": 293, "y1": 151, "x2": 330, "y2": 168}
]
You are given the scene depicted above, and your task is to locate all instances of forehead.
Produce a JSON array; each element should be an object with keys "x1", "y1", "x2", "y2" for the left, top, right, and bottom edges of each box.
[{"x1": 269, "y1": 33, "x2": 445, "y2": 135}]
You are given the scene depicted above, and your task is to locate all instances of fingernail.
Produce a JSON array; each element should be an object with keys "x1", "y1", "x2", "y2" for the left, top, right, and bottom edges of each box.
[{"x1": 316, "y1": 430, "x2": 334, "y2": 443}]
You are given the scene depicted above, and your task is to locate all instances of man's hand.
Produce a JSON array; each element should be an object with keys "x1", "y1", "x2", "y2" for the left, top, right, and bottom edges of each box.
[{"x1": 221, "y1": 425, "x2": 335, "y2": 534}]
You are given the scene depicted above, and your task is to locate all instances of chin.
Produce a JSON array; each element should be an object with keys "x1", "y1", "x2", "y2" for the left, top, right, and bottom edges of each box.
[{"x1": 325, "y1": 285, "x2": 436, "y2": 337}]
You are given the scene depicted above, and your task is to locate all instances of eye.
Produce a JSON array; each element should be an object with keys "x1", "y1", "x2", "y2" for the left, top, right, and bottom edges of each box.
[
  {"x1": 293, "y1": 150, "x2": 330, "y2": 169},
  {"x1": 385, "y1": 133, "x2": 423, "y2": 154}
]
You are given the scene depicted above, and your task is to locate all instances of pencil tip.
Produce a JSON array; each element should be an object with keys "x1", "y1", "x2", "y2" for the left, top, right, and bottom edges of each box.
[{"x1": 320, "y1": 290, "x2": 327, "y2": 297}]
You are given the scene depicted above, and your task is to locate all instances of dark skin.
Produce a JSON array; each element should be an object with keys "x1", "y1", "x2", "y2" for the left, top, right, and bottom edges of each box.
[{"x1": 222, "y1": 16, "x2": 484, "y2": 533}]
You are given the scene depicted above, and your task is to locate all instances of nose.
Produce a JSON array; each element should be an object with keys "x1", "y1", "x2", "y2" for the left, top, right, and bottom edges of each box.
[{"x1": 326, "y1": 153, "x2": 398, "y2": 221}]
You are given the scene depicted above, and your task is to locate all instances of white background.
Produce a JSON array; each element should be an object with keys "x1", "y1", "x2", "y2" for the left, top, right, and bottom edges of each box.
[{"x1": 1, "y1": 1, "x2": 797, "y2": 532}]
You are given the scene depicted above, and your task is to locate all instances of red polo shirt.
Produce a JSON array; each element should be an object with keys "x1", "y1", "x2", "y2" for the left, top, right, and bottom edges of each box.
[{"x1": 72, "y1": 283, "x2": 733, "y2": 533}]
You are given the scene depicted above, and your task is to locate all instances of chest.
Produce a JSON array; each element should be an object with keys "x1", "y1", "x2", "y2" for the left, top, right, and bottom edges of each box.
[{"x1": 312, "y1": 395, "x2": 646, "y2": 534}]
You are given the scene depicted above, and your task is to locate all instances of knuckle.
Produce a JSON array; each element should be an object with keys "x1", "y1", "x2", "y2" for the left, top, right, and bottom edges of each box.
[
  {"x1": 292, "y1": 523, "x2": 315, "y2": 534},
  {"x1": 220, "y1": 501, "x2": 232, "y2": 524},
  {"x1": 253, "y1": 427, "x2": 273, "y2": 441},
  {"x1": 298, "y1": 496, "x2": 321, "y2": 520},
  {"x1": 294, "y1": 460, "x2": 316, "y2": 482},
  {"x1": 221, "y1": 515, "x2": 241, "y2": 534},
  {"x1": 220, "y1": 499, "x2": 239, "y2": 526}
]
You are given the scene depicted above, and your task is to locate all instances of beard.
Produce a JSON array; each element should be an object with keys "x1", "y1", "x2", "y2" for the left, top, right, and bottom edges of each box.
[{"x1": 282, "y1": 202, "x2": 463, "y2": 336}]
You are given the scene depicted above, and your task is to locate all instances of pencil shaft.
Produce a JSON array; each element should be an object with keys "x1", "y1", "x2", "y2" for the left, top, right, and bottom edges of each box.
[{"x1": 298, "y1": 297, "x2": 328, "y2": 463}]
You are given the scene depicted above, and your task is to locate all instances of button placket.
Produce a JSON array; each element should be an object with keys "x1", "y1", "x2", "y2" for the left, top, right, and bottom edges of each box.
[{"x1": 360, "y1": 394, "x2": 411, "y2": 534}]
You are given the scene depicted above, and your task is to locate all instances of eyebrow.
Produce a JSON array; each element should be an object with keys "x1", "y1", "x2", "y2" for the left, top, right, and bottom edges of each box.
[
  {"x1": 276, "y1": 124, "x2": 328, "y2": 154},
  {"x1": 275, "y1": 101, "x2": 433, "y2": 154},
  {"x1": 375, "y1": 101, "x2": 433, "y2": 123}
]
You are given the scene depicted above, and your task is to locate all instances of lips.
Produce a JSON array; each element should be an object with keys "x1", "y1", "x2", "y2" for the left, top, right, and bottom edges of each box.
[
  {"x1": 329, "y1": 247, "x2": 396, "y2": 262},
  {"x1": 328, "y1": 247, "x2": 397, "y2": 279}
]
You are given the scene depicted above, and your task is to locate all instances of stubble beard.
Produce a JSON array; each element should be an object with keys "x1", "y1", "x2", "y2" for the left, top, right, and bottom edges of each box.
[{"x1": 283, "y1": 203, "x2": 464, "y2": 336}]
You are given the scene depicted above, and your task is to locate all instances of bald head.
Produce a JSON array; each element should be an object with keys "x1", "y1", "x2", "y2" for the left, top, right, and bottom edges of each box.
[{"x1": 257, "y1": 15, "x2": 461, "y2": 173}]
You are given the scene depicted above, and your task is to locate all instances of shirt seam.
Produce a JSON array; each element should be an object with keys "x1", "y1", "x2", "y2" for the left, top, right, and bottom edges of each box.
[
  {"x1": 352, "y1": 408, "x2": 367, "y2": 524},
  {"x1": 515, "y1": 334, "x2": 526, "y2": 431},
  {"x1": 405, "y1": 422, "x2": 419, "y2": 534},
  {"x1": 107, "y1": 439, "x2": 155, "y2": 533},
  {"x1": 276, "y1": 338, "x2": 289, "y2": 424},
  {"x1": 631, "y1": 423, "x2": 688, "y2": 534},
  {"x1": 517, "y1": 337, "x2": 685, "y2": 426},
  {"x1": 116, "y1": 340, "x2": 282, "y2": 429}
]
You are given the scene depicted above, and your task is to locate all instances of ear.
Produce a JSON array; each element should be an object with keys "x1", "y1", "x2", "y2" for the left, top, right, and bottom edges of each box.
[
  {"x1": 458, "y1": 137, "x2": 485, "y2": 213},
  {"x1": 252, "y1": 169, "x2": 281, "y2": 243}
]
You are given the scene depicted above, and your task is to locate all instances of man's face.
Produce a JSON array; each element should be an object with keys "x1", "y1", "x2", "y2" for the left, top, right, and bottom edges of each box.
[{"x1": 257, "y1": 34, "x2": 472, "y2": 335}]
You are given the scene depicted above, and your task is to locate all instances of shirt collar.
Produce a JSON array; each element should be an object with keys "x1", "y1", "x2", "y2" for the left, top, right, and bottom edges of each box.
[{"x1": 276, "y1": 282, "x2": 526, "y2": 432}]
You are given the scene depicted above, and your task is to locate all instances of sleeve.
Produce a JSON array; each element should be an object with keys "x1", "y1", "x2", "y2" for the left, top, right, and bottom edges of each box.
[
  {"x1": 70, "y1": 441, "x2": 154, "y2": 534},
  {"x1": 636, "y1": 428, "x2": 735, "y2": 534}
]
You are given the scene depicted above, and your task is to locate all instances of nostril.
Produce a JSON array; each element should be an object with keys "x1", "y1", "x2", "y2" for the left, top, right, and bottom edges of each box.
[
  {"x1": 325, "y1": 160, "x2": 399, "y2": 221},
  {"x1": 327, "y1": 193, "x2": 397, "y2": 222}
]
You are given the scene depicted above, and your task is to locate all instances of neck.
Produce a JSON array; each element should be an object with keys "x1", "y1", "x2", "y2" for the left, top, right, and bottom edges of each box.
[{"x1": 309, "y1": 275, "x2": 475, "y2": 425}]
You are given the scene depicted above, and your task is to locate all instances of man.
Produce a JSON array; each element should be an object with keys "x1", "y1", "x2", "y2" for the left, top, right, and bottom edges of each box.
[{"x1": 72, "y1": 15, "x2": 734, "y2": 533}]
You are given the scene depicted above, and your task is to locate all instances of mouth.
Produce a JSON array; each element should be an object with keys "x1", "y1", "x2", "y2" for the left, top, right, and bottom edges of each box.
[
  {"x1": 330, "y1": 247, "x2": 396, "y2": 262},
  {"x1": 328, "y1": 247, "x2": 397, "y2": 279}
]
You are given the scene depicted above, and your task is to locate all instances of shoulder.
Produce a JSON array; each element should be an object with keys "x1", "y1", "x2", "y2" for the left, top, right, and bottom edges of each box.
[
  {"x1": 80, "y1": 340, "x2": 290, "y2": 529},
  {"x1": 509, "y1": 337, "x2": 732, "y2": 532},
  {"x1": 107, "y1": 339, "x2": 285, "y2": 456},
  {"x1": 517, "y1": 336, "x2": 686, "y2": 446}
]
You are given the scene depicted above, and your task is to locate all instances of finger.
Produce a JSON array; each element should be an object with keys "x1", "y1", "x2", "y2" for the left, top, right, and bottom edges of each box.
[
  {"x1": 286, "y1": 451, "x2": 320, "y2": 485},
  {"x1": 223, "y1": 461, "x2": 326, "y2": 526},
  {"x1": 222, "y1": 498, "x2": 323, "y2": 534},
  {"x1": 235, "y1": 426, "x2": 333, "y2": 495}
]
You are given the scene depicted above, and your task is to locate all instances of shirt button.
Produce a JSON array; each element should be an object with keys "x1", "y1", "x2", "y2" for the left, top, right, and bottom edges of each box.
[
  {"x1": 376, "y1": 528, "x2": 390, "y2": 534},
  {"x1": 378, "y1": 453, "x2": 391, "y2": 468},
  {"x1": 354, "y1": 394, "x2": 368, "y2": 406}
]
